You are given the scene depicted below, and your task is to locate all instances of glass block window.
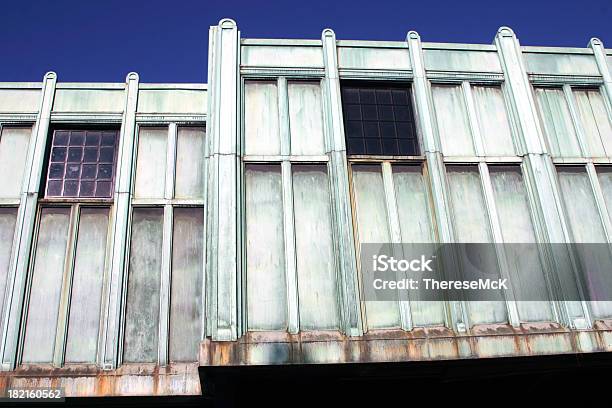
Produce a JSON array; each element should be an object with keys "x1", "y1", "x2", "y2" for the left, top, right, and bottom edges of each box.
[
  {"x1": 45, "y1": 130, "x2": 118, "y2": 198},
  {"x1": 341, "y1": 83, "x2": 418, "y2": 156}
]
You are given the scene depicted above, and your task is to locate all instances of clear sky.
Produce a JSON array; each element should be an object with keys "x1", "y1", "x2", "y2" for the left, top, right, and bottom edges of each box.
[{"x1": 2, "y1": 0, "x2": 611, "y2": 83}]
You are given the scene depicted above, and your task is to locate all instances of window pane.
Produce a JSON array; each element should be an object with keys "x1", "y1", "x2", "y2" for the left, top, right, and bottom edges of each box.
[
  {"x1": 292, "y1": 165, "x2": 339, "y2": 330},
  {"x1": 341, "y1": 84, "x2": 418, "y2": 156},
  {"x1": 65, "y1": 208, "x2": 110, "y2": 363},
  {"x1": 245, "y1": 165, "x2": 286, "y2": 330},
  {"x1": 175, "y1": 127, "x2": 205, "y2": 199},
  {"x1": 0, "y1": 208, "x2": 17, "y2": 334},
  {"x1": 169, "y1": 208, "x2": 204, "y2": 362},
  {"x1": 558, "y1": 167, "x2": 612, "y2": 318},
  {"x1": 124, "y1": 208, "x2": 163, "y2": 362},
  {"x1": 0, "y1": 127, "x2": 30, "y2": 198},
  {"x1": 472, "y1": 86, "x2": 515, "y2": 156},
  {"x1": 244, "y1": 81, "x2": 280, "y2": 155},
  {"x1": 534, "y1": 88, "x2": 581, "y2": 157},
  {"x1": 392, "y1": 166, "x2": 445, "y2": 326},
  {"x1": 447, "y1": 166, "x2": 507, "y2": 325},
  {"x1": 134, "y1": 127, "x2": 167, "y2": 199},
  {"x1": 574, "y1": 89, "x2": 612, "y2": 157},
  {"x1": 22, "y1": 208, "x2": 71, "y2": 363},
  {"x1": 288, "y1": 82, "x2": 326, "y2": 155},
  {"x1": 351, "y1": 165, "x2": 400, "y2": 329},
  {"x1": 489, "y1": 167, "x2": 553, "y2": 322},
  {"x1": 45, "y1": 130, "x2": 118, "y2": 198},
  {"x1": 432, "y1": 85, "x2": 474, "y2": 156}
]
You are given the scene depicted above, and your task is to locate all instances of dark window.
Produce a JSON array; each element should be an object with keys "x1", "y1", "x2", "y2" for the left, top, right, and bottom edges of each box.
[
  {"x1": 342, "y1": 83, "x2": 419, "y2": 156},
  {"x1": 45, "y1": 130, "x2": 118, "y2": 198}
]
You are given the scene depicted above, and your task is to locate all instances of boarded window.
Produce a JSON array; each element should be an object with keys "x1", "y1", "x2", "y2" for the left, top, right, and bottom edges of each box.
[
  {"x1": 446, "y1": 166, "x2": 507, "y2": 325},
  {"x1": 245, "y1": 165, "x2": 287, "y2": 330},
  {"x1": 432, "y1": 85, "x2": 474, "y2": 156},
  {"x1": 489, "y1": 167, "x2": 553, "y2": 322},
  {"x1": 174, "y1": 127, "x2": 205, "y2": 199},
  {"x1": 46, "y1": 130, "x2": 118, "y2": 198},
  {"x1": 21, "y1": 206, "x2": 111, "y2": 365},
  {"x1": 288, "y1": 82, "x2": 326, "y2": 155},
  {"x1": 351, "y1": 165, "x2": 400, "y2": 329},
  {"x1": 0, "y1": 208, "x2": 18, "y2": 334},
  {"x1": 64, "y1": 208, "x2": 110, "y2": 363},
  {"x1": 22, "y1": 208, "x2": 71, "y2": 363},
  {"x1": 124, "y1": 208, "x2": 163, "y2": 362},
  {"x1": 392, "y1": 165, "x2": 445, "y2": 326},
  {"x1": 534, "y1": 87, "x2": 581, "y2": 157},
  {"x1": 597, "y1": 167, "x2": 612, "y2": 222},
  {"x1": 244, "y1": 81, "x2": 280, "y2": 155},
  {"x1": 574, "y1": 88, "x2": 612, "y2": 157},
  {"x1": 292, "y1": 165, "x2": 339, "y2": 330},
  {"x1": 0, "y1": 127, "x2": 31, "y2": 198},
  {"x1": 342, "y1": 84, "x2": 418, "y2": 156},
  {"x1": 134, "y1": 127, "x2": 167, "y2": 199},
  {"x1": 558, "y1": 167, "x2": 612, "y2": 318},
  {"x1": 472, "y1": 86, "x2": 515, "y2": 156},
  {"x1": 169, "y1": 208, "x2": 204, "y2": 362}
]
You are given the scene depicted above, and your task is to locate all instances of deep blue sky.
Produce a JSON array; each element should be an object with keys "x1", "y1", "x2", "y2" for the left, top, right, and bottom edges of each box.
[{"x1": 2, "y1": 0, "x2": 610, "y2": 83}]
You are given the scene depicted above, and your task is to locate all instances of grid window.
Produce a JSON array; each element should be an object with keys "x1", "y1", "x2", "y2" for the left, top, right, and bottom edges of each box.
[
  {"x1": 341, "y1": 84, "x2": 418, "y2": 156},
  {"x1": 45, "y1": 129, "x2": 118, "y2": 198}
]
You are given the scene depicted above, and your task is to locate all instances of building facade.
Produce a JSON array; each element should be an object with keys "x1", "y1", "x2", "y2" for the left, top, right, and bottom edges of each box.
[{"x1": 0, "y1": 18, "x2": 611, "y2": 400}]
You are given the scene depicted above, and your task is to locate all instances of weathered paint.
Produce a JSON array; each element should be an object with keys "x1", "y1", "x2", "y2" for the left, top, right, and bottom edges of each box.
[
  {"x1": 137, "y1": 89, "x2": 207, "y2": 114},
  {"x1": 337, "y1": 46, "x2": 411, "y2": 71},
  {"x1": 0, "y1": 19, "x2": 611, "y2": 399},
  {"x1": 523, "y1": 52, "x2": 600, "y2": 76},
  {"x1": 199, "y1": 325, "x2": 612, "y2": 366},
  {"x1": 0, "y1": 89, "x2": 41, "y2": 113},
  {"x1": 53, "y1": 89, "x2": 124, "y2": 112},
  {"x1": 0, "y1": 364, "x2": 201, "y2": 397},
  {"x1": 241, "y1": 45, "x2": 324, "y2": 68},
  {"x1": 423, "y1": 49, "x2": 502, "y2": 73}
]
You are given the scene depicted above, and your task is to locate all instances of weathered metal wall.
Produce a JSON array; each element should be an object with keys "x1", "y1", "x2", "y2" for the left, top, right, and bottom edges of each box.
[
  {"x1": 204, "y1": 20, "x2": 612, "y2": 368},
  {"x1": 0, "y1": 77, "x2": 207, "y2": 396},
  {"x1": 0, "y1": 18, "x2": 612, "y2": 397}
]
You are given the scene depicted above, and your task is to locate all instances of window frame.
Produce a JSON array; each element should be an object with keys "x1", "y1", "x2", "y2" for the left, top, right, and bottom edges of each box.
[
  {"x1": 342, "y1": 80, "x2": 448, "y2": 331},
  {"x1": 534, "y1": 84, "x2": 612, "y2": 162},
  {"x1": 429, "y1": 79, "x2": 520, "y2": 161},
  {"x1": 341, "y1": 80, "x2": 421, "y2": 157},
  {"x1": 42, "y1": 127, "x2": 121, "y2": 201},
  {"x1": 18, "y1": 202, "x2": 113, "y2": 367},
  {"x1": 240, "y1": 75, "x2": 341, "y2": 333},
  {"x1": 122, "y1": 122, "x2": 206, "y2": 365}
]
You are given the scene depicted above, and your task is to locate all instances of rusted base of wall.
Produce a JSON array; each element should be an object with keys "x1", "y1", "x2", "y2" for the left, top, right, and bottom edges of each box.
[
  {"x1": 0, "y1": 363, "x2": 201, "y2": 397},
  {"x1": 200, "y1": 321, "x2": 612, "y2": 366},
  {"x1": 2, "y1": 322, "x2": 612, "y2": 399},
  {"x1": 199, "y1": 351, "x2": 612, "y2": 405}
]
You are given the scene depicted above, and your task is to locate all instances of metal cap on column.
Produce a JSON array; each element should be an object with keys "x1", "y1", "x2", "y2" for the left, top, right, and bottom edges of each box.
[
  {"x1": 205, "y1": 18, "x2": 242, "y2": 341},
  {"x1": 0, "y1": 71, "x2": 57, "y2": 369},
  {"x1": 321, "y1": 28, "x2": 363, "y2": 336}
]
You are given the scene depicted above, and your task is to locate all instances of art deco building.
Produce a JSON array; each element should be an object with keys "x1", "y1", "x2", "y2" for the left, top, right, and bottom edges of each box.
[{"x1": 0, "y1": 18, "x2": 611, "y2": 405}]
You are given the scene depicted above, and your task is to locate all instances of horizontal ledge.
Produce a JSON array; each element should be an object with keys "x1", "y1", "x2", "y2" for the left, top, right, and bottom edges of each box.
[
  {"x1": 337, "y1": 40, "x2": 408, "y2": 49},
  {"x1": 521, "y1": 45, "x2": 594, "y2": 54},
  {"x1": 241, "y1": 38, "x2": 322, "y2": 46},
  {"x1": 243, "y1": 155, "x2": 329, "y2": 162},
  {"x1": 422, "y1": 42, "x2": 497, "y2": 51},
  {"x1": 442, "y1": 156, "x2": 523, "y2": 163},
  {"x1": 55, "y1": 83, "x2": 125, "y2": 90},
  {"x1": 139, "y1": 83, "x2": 207, "y2": 90},
  {"x1": 200, "y1": 323, "x2": 612, "y2": 366}
]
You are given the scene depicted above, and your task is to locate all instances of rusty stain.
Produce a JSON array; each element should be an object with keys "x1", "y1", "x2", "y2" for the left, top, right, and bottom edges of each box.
[
  {"x1": 0, "y1": 363, "x2": 201, "y2": 398},
  {"x1": 200, "y1": 325, "x2": 612, "y2": 367},
  {"x1": 2, "y1": 323, "x2": 612, "y2": 397}
]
